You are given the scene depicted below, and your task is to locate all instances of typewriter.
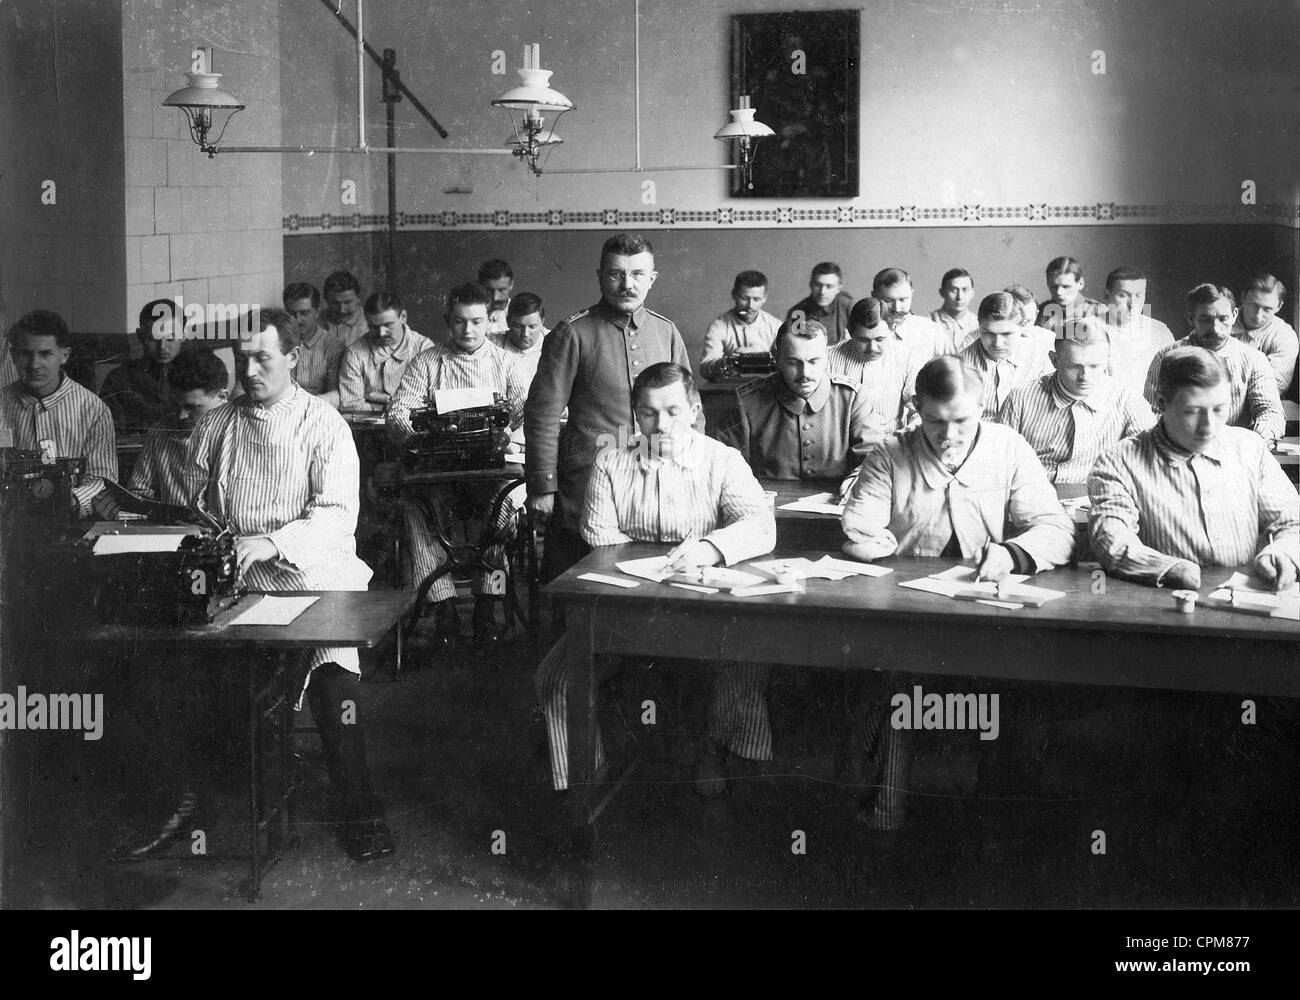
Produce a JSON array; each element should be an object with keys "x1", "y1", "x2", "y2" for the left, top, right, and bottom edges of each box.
[
  {"x1": 80, "y1": 500, "x2": 246, "y2": 628},
  {"x1": 402, "y1": 395, "x2": 512, "y2": 472},
  {"x1": 715, "y1": 350, "x2": 777, "y2": 380},
  {"x1": 0, "y1": 447, "x2": 85, "y2": 523}
]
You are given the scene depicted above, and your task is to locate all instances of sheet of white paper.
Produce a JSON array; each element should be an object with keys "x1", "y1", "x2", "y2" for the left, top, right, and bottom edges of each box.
[
  {"x1": 433, "y1": 387, "x2": 496, "y2": 413},
  {"x1": 1217, "y1": 571, "x2": 1300, "y2": 597},
  {"x1": 92, "y1": 534, "x2": 186, "y2": 555},
  {"x1": 669, "y1": 582, "x2": 719, "y2": 594},
  {"x1": 615, "y1": 556, "x2": 672, "y2": 582},
  {"x1": 777, "y1": 492, "x2": 845, "y2": 515},
  {"x1": 578, "y1": 573, "x2": 640, "y2": 589},
  {"x1": 731, "y1": 582, "x2": 802, "y2": 597},
  {"x1": 977, "y1": 599, "x2": 1026, "y2": 610},
  {"x1": 228, "y1": 595, "x2": 319, "y2": 627},
  {"x1": 930, "y1": 566, "x2": 1029, "y2": 585},
  {"x1": 751, "y1": 557, "x2": 852, "y2": 581},
  {"x1": 899, "y1": 577, "x2": 970, "y2": 598},
  {"x1": 814, "y1": 556, "x2": 894, "y2": 578}
]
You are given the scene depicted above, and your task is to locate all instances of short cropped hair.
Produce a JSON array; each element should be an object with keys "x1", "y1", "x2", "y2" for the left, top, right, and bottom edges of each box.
[
  {"x1": 848, "y1": 297, "x2": 886, "y2": 329},
  {"x1": 8, "y1": 310, "x2": 71, "y2": 348},
  {"x1": 1185, "y1": 282, "x2": 1236, "y2": 314},
  {"x1": 600, "y1": 233, "x2": 654, "y2": 267},
  {"x1": 872, "y1": 267, "x2": 911, "y2": 293},
  {"x1": 257, "y1": 307, "x2": 298, "y2": 354},
  {"x1": 507, "y1": 291, "x2": 545, "y2": 321},
  {"x1": 915, "y1": 356, "x2": 984, "y2": 403},
  {"x1": 283, "y1": 282, "x2": 321, "y2": 309},
  {"x1": 632, "y1": 362, "x2": 699, "y2": 408},
  {"x1": 810, "y1": 262, "x2": 842, "y2": 280},
  {"x1": 169, "y1": 348, "x2": 228, "y2": 395},
  {"x1": 1157, "y1": 345, "x2": 1228, "y2": 400},
  {"x1": 732, "y1": 270, "x2": 768, "y2": 293},
  {"x1": 322, "y1": 271, "x2": 361, "y2": 297},
  {"x1": 1241, "y1": 272, "x2": 1286, "y2": 301},
  {"x1": 977, "y1": 291, "x2": 1019, "y2": 323},
  {"x1": 1003, "y1": 284, "x2": 1036, "y2": 323},
  {"x1": 364, "y1": 291, "x2": 404, "y2": 316},
  {"x1": 446, "y1": 281, "x2": 491, "y2": 314},
  {"x1": 137, "y1": 298, "x2": 178, "y2": 337},
  {"x1": 1056, "y1": 316, "x2": 1111, "y2": 349},
  {"x1": 1046, "y1": 256, "x2": 1084, "y2": 281},
  {"x1": 477, "y1": 259, "x2": 513, "y2": 283},
  {"x1": 940, "y1": 267, "x2": 972, "y2": 289},
  {"x1": 1105, "y1": 266, "x2": 1146, "y2": 290},
  {"x1": 774, "y1": 318, "x2": 829, "y2": 356}
]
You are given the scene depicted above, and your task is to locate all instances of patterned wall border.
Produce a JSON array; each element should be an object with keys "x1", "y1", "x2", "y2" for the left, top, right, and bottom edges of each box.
[{"x1": 283, "y1": 201, "x2": 1300, "y2": 234}]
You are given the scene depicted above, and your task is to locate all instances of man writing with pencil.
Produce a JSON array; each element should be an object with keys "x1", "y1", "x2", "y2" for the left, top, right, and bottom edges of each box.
[
  {"x1": 534, "y1": 363, "x2": 777, "y2": 799},
  {"x1": 838, "y1": 355, "x2": 1074, "y2": 831}
]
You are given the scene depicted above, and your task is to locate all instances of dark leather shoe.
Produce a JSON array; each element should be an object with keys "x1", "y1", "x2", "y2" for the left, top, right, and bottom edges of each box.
[
  {"x1": 431, "y1": 598, "x2": 463, "y2": 649},
  {"x1": 341, "y1": 819, "x2": 395, "y2": 863},
  {"x1": 472, "y1": 597, "x2": 509, "y2": 644}
]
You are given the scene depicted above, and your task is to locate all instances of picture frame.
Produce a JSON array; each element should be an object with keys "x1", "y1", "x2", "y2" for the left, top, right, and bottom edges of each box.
[{"x1": 728, "y1": 9, "x2": 861, "y2": 198}]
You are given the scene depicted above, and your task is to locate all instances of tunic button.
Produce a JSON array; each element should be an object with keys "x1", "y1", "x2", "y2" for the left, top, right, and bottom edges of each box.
[
  {"x1": 632, "y1": 360, "x2": 640, "y2": 367},
  {"x1": 630, "y1": 344, "x2": 639, "y2": 351}
]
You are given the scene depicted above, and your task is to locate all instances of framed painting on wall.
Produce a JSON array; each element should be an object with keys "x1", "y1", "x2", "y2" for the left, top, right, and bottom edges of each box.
[{"x1": 728, "y1": 9, "x2": 860, "y2": 198}]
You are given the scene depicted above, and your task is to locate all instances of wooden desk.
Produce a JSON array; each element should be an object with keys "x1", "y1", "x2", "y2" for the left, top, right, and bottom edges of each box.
[
  {"x1": 548, "y1": 544, "x2": 1298, "y2": 898},
  {"x1": 78, "y1": 588, "x2": 418, "y2": 901}
]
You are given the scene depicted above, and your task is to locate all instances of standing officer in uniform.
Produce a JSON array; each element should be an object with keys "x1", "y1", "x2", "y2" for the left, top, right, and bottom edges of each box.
[{"x1": 524, "y1": 233, "x2": 696, "y2": 581}]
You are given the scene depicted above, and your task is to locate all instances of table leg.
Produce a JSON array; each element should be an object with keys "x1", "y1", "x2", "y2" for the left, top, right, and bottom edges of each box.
[
  {"x1": 246, "y1": 657, "x2": 262, "y2": 902},
  {"x1": 565, "y1": 604, "x2": 596, "y2": 908}
]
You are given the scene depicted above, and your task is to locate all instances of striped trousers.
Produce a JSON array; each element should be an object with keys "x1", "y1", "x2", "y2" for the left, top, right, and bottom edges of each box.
[
  {"x1": 858, "y1": 700, "x2": 912, "y2": 830},
  {"x1": 397, "y1": 481, "x2": 518, "y2": 602},
  {"x1": 534, "y1": 634, "x2": 772, "y2": 791}
]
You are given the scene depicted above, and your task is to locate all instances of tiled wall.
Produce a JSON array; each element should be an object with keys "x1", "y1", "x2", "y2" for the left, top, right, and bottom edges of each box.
[{"x1": 120, "y1": 0, "x2": 284, "y2": 333}]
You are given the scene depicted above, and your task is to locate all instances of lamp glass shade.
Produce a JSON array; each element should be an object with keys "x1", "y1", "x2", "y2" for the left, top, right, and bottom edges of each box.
[
  {"x1": 162, "y1": 71, "x2": 244, "y2": 110},
  {"x1": 492, "y1": 68, "x2": 573, "y2": 113},
  {"x1": 714, "y1": 106, "x2": 773, "y2": 141}
]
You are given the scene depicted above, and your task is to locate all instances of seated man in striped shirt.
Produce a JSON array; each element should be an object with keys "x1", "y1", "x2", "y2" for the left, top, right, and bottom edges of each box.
[
  {"x1": 1232, "y1": 273, "x2": 1297, "y2": 395},
  {"x1": 1036, "y1": 256, "x2": 1104, "y2": 337},
  {"x1": 1098, "y1": 266, "x2": 1175, "y2": 396},
  {"x1": 387, "y1": 282, "x2": 530, "y2": 645},
  {"x1": 186, "y1": 308, "x2": 391, "y2": 862},
  {"x1": 828, "y1": 296, "x2": 923, "y2": 434},
  {"x1": 338, "y1": 291, "x2": 432, "y2": 415},
  {"x1": 960, "y1": 291, "x2": 1055, "y2": 419},
  {"x1": 535, "y1": 363, "x2": 777, "y2": 797},
  {"x1": 0, "y1": 309, "x2": 117, "y2": 516},
  {"x1": 928, "y1": 267, "x2": 979, "y2": 354},
  {"x1": 1090, "y1": 345, "x2": 1298, "y2": 591},
  {"x1": 284, "y1": 282, "x2": 346, "y2": 409},
  {"x1": 874, "y1": 267, "x2": 946, "y2": 363},
  {"x1": 93, "y1": 347, "x2": 229, "y2": 517},
  {"x1": 1143, "y1": 283, "x2": 1285, "y2": 444},
  {"x1": 997, "y1": 318, "x2": 1154, "y2": 484},
  {"x1": 840, "y1": 356, "x2": 1075, "y2": 830},
  {"x1": 717, "y1": 318, "x2": 879, "y2": 501}
]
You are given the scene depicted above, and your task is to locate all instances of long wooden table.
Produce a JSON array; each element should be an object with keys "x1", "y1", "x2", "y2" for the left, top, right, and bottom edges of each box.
[
  {"x1": 547, "y1": 543, "x2": 1298, "y2": 899},
  {"x1": 76, "y1": 589, "x2": 419, "y2": 901}
]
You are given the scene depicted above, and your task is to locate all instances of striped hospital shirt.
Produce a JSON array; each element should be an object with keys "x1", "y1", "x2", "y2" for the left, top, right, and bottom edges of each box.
[
  {"x1": 996, "y1": 373, "x2": 1155, "y2": 484},
  {"x1": 488, "y1": 328, "x2": 550, "y2": 387},
  {"x1": 1143, "y1": 336, "x2": 1285, "y2": 440},
  {"x1": 1102, "y1": 316, "x2": 1176, "y2": 398},
  {"x1": 387, "y1": 340, "x2": 529, "y2": 445},
  {"x1": 827, "y1": 338, "x2": 921, "y2": 432},
  {"x1": 319, "y1": 311, "x2": 369, "y2": 347},
  {"x1": 581, "y1": 429, "x2": 776, "y2": 566},
  {"x1": 929, "y1": 309, "x2": 979, "y2": 354},
  {"x1": 0, "y1": 376, "x2": 117, "y2": 515},
  {"x1": 338, "y1": 327, "x2": 434, "y2": 414},
  {"x1": 958, "y1": 338, "x2": 1054, "y2": 419},
  {"x1": 294, "y1": 326, "x2": 348, "y2": 396},
  {"x1": 185, "y1": 385, "x2": 372, "y2": 678},
  {"x1": 128, "y1": 426, "x2": 194, "y2": 504},
  {"x1": 1088, "y1": 423, "x2": 1300, "y2": 585},
  {"x1": 1233, "y1": 315, "x2": 1299, "y2": 394}
]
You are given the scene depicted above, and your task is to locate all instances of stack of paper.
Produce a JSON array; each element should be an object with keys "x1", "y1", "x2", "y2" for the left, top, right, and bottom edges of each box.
[
  {"x1": 899, "y1": 565, "x2": 1064, "y2": 610},
  {"x1": 1205, "y1": 572, "x2": 1300, "y2": 620}
]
